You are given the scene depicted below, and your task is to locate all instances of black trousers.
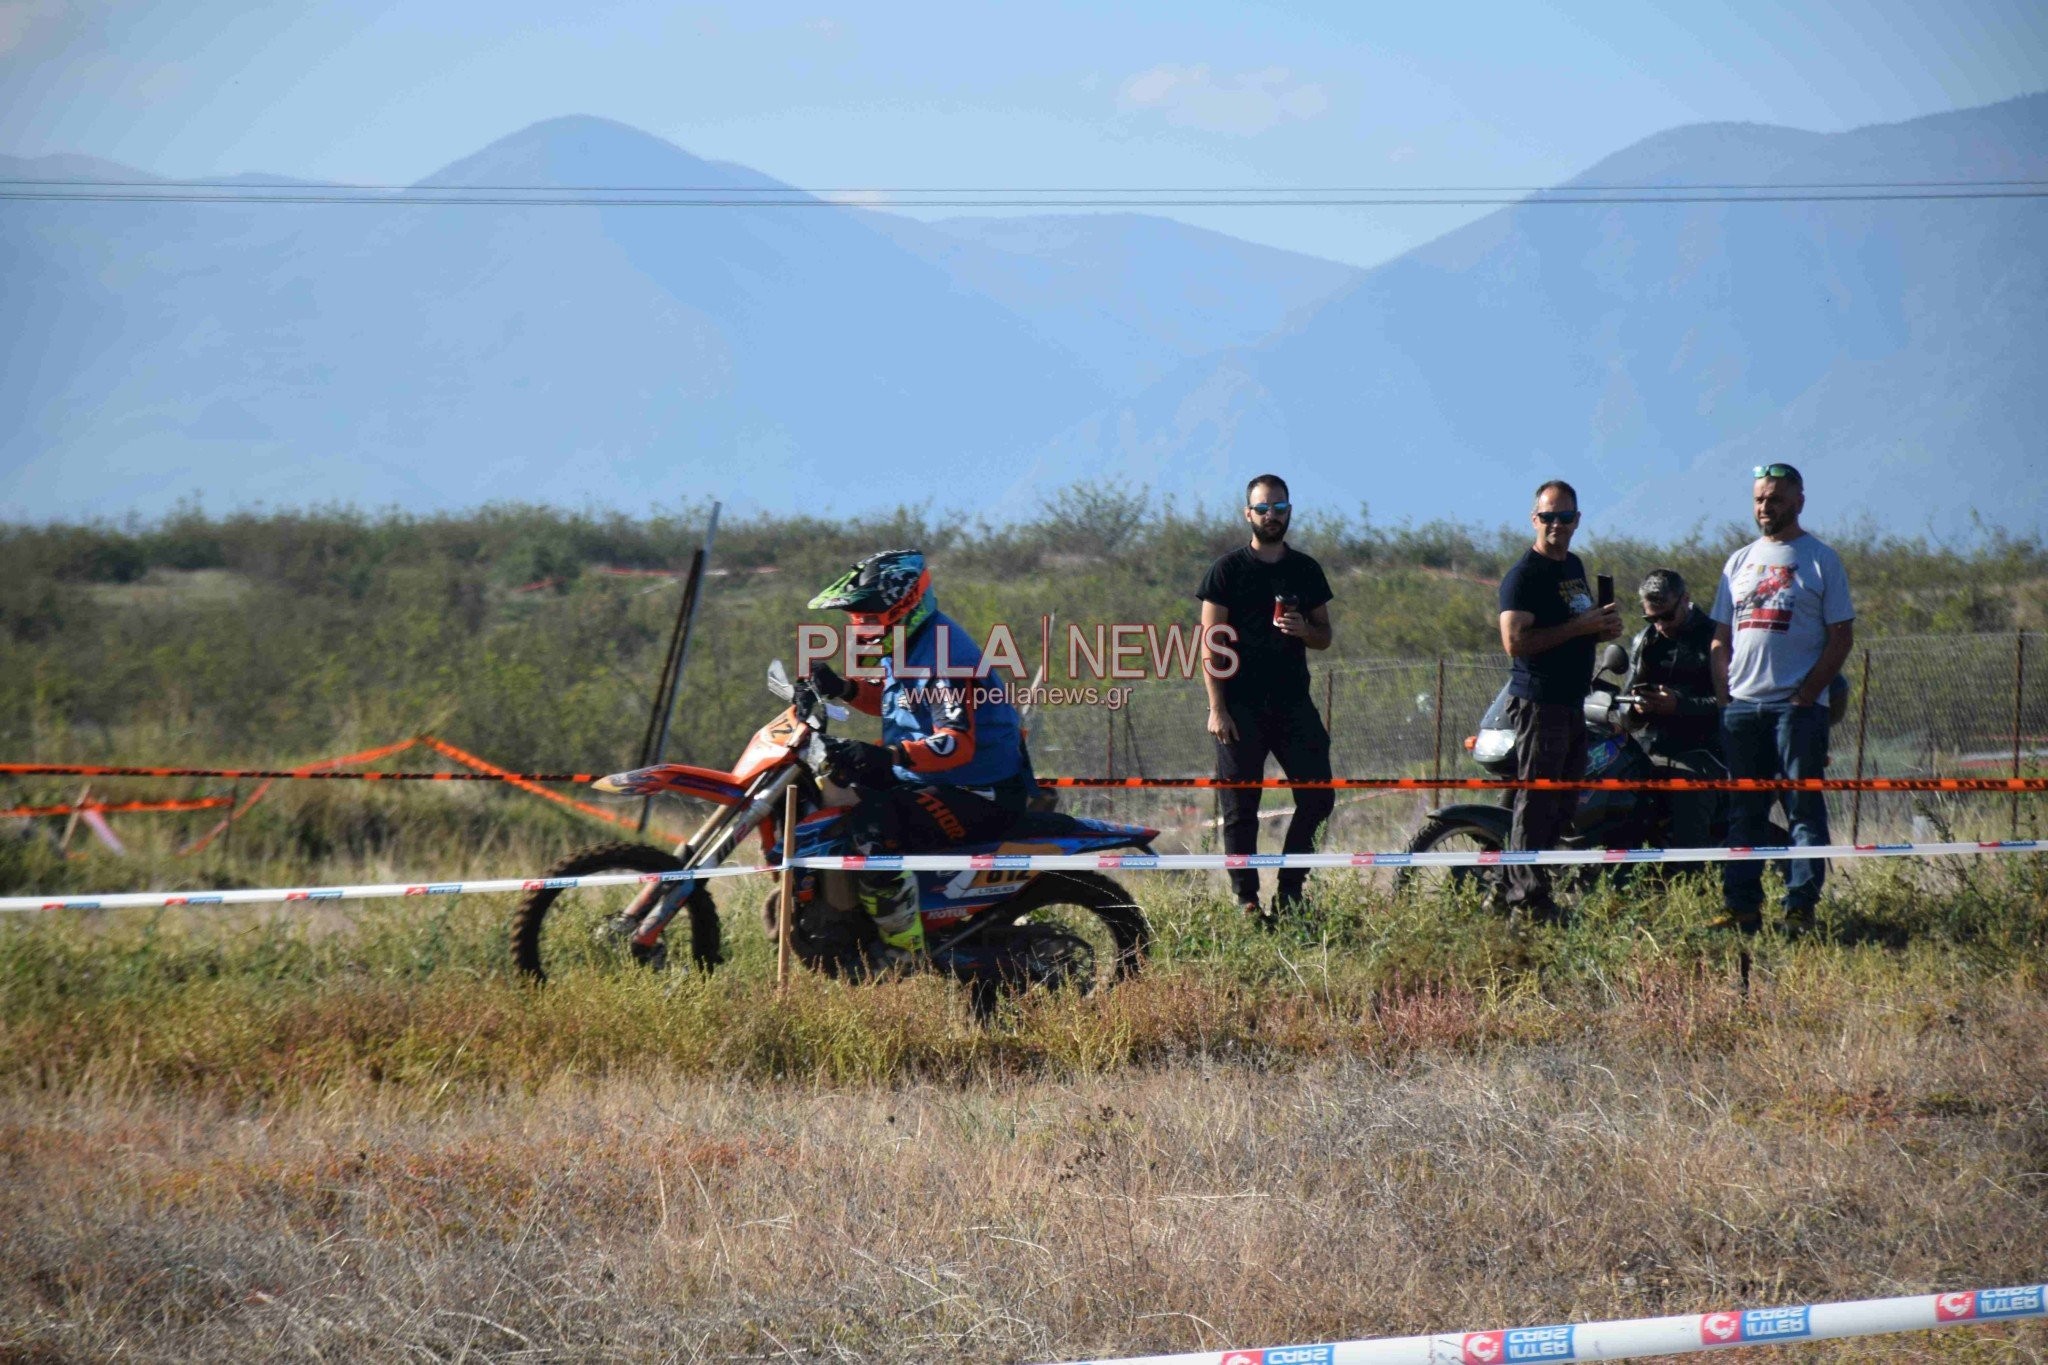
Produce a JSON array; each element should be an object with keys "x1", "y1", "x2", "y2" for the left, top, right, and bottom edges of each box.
[
  {"x1": 1506, "y1": 697, "x2": 1588, "y2": 911},
  {"x1": 1214, "y1": 695, "x2": 1334, "y2": 904},
  {"x1": 845, "y1": 780, "x2": 1023, "y2": 856}
]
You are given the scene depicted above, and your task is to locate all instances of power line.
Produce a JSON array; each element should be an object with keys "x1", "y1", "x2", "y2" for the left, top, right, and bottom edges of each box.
[
  {"x1": 4, "y1": 188, "x2": 2045, "y2": 208},
  {"x1": 2, "y1": 176, "x2": 2044, "y2": 193}
]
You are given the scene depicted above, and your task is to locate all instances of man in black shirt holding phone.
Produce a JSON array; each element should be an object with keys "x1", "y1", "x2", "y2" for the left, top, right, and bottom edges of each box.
[
  {"x1": 1495, "y1": 479, "x2": 1622, "y2": 922},
  {"x1": 1197, "y1": 474, "x2": 1335, "y2": 925}
]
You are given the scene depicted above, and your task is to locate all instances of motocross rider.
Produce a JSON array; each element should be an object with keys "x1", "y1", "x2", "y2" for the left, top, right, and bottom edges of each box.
[{"x1": 805, "y1": 549, "x2": 1028, "y2": 955}]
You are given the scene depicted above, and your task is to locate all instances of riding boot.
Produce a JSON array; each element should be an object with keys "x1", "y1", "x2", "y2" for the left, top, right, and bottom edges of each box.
[{"x1": 858, "y1": 871, "x2": 925, "y2": 958}]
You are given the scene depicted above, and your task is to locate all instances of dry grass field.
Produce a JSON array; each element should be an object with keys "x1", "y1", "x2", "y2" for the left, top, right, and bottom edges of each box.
[{"x1": 3, "y1": 801, "x2": 2046, "y2": 1363}]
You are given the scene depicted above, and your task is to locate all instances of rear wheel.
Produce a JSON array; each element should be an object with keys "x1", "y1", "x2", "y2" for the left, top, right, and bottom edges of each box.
[
  {"x1": 987, "y1": 870, "x2": 1150, "y2": 990},
  {"x1": 511, "y1": 841, "x2": 722, "y2": 983}
]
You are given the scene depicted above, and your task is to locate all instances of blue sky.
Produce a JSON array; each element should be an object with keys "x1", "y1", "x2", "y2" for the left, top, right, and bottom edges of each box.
[{"x1": 2, "y1": 0, "x2": 2043, "y2": 267}]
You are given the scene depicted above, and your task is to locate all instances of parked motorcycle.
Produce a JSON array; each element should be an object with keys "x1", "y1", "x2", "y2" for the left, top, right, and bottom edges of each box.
[
  {"x1": 1398, "y1": 644, "x2": 1785, "y2": 896},
  {"x1": 512, "y1": 662, "x2": 1154, "y2": 1011}
]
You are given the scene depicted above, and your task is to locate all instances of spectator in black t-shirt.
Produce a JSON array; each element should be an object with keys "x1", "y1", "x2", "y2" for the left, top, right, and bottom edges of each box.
[
  {"x1": 1197, "y1": 474, "x2": 1335, "y2": 924},
  {"x1": 1495, "y1": 479, "x2": 1622, "y2": 921}
]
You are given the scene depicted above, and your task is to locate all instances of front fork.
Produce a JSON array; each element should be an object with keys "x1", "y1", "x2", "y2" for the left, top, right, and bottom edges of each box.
[{"x1": 626, "y1": 765, "x2": 803, "y2": 949}]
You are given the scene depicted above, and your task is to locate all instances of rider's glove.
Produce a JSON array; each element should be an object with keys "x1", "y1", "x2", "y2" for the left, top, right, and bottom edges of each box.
[
  {"x1": 822, "y1": 737, "x2": 898, "y2": 789},
  {"x1": 808, "y1": 662, "x2": 851, "y2": 701}
]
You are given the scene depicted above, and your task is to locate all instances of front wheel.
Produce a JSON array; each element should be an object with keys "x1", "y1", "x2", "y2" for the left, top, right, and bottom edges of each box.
[
  {"x1": 511, "y1": 841, "x2": 721, "y2": 983},
  {"x1": 1394, "y1": 816, "x2": 1506, "y2": 899}
]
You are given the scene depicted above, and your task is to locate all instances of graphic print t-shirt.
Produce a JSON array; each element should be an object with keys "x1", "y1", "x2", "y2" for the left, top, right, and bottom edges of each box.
[
  {"x1": 1498, "y1": 548, "x2": 1595, "y2": 704},
  {"x1": 1195, "y1": 545, "x2": 1334, "y2": 706},
  {"x1": 1710, "y1": 534, "x2": 1854, "y2": 704}
]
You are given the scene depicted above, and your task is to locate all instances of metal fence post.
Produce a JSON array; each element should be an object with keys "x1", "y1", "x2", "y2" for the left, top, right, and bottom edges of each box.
[
  {"x1": 2014, "y1": 633, "x2": 2027, "y2": 839},
  {"x1": 1849, "y1": 651, "x2": 1872, "y2": 844},
  {"x1": 1432, "y1": 656, "x2": 1447, "y2": 788}
]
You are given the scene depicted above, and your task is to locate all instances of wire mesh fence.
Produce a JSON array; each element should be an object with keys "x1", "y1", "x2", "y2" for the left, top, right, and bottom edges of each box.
[{"x1": 1025, "y1": 632, "x2": 2046, "y2": 855}]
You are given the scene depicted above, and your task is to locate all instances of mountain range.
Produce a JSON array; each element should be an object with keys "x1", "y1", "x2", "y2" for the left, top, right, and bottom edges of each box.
[{"x1": 2, "y1": 94, "x2": 2043, "y2": 537}]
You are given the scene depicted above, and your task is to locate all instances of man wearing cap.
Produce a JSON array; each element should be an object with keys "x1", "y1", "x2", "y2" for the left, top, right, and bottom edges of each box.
[
  {"x1": 1709, "y1": 464, "x2": 1856, "y2": 934},
  {"x1": 1622, "y1": 569, "x2": 1721, "y2": 851}
]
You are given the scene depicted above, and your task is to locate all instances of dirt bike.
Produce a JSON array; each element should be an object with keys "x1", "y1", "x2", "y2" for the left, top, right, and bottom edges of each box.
[
  {"x1": 1398, "y1": 645, "x2": 1787, "y2": 897},
  {"x1": 512, "y1": 662, "x2": 1155, "y2": 1012}
]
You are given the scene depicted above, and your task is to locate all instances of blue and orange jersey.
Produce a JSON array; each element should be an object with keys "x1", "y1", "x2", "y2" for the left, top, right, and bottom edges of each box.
[{"x1": 841, "y1": 610, "x2": 1022, "y2": 786}]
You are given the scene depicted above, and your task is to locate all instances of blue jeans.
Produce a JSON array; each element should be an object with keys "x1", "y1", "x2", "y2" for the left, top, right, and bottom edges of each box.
[{"x1": 1720, "y1": 700, "x2": 1830, "y2": 915}]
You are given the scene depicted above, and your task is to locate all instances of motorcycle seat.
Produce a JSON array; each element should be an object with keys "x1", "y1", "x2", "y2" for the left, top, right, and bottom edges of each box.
[{"x1": 1003, "y1": 808, "x2": 1096, "y2": 839}]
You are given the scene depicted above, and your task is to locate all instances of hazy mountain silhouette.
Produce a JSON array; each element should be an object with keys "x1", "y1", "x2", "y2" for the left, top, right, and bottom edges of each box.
[
  {"x1": 1013, "y1": 94, "x2": 2048, "y2": 538},
  {"x1": 3, "y1": 97, "x2": 2043, "y2": 535},
  {"x1": 2, "y1": 117, "x2": 1113, "y2": 514}
]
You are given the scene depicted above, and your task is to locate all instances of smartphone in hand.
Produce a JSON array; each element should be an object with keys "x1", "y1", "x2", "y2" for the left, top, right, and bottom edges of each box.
[{"x1": 1597, "y1": 573, "x2": 1614, "y2": 607}]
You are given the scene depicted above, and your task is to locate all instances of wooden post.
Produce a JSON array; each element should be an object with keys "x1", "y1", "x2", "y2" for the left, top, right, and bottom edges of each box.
[
  {"x1": 58, "y1": 783, "x2": 91, "y2": 853},
  {"x1": 1849, "y1": 651, "x2": 1872, "y2": 844},
  {"x1": 776, "y1": 784, "x2": 797, "y2": 993},
  {"x1": 1432, "y1": 657, "x2": 1447, "y2": 789},
  {"x1": 2013, "y1": 633, "x2": 2027, "y2": 839}
]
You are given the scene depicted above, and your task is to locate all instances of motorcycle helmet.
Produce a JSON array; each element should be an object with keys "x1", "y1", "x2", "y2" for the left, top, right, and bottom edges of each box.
[{"x1": 809, "y1": 548, "x2": 936, "y2": 633}]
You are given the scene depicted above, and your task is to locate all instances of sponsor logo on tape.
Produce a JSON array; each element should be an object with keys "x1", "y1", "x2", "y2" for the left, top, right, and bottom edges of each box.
[
  {"x1": 1700, "y1": 1307, "x2": 1809, "y2": 1344},
  {"x1": 1934, "y1": 1292, "x2": 1978, "y2": 1322},
  {"x1": 1249, "y1": 854, "x2": 1285, "y2": 867},
  {"x1": 427, "y1": 883, "x2": 462, "y2": 895},
  {"x1": 1225, "y1": 855, "x2": 1250, "y2": 868},
  {"x1": 1463, "y1": 1326, "x2": 1574, "y2": 1362},
  {"x1": 970, "y1": 855, "x2": 995, "y2": 869},
  {"x1": 1976, "y1": 1286, "x2": 2046, "y2": 1318}
]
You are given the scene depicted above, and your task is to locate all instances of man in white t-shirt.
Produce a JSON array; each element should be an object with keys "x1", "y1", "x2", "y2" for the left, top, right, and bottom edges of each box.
[{"x1": 1708, "y1": 462, "x2": 1856, "y2": 934}]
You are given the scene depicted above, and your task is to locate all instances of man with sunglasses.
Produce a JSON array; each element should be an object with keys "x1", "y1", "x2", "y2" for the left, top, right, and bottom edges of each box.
[
  {"x1": 1496, "y1": 479, "x2": 1623, "y2": 922},
  {"x1": 1708, "y1": 463, "x2": 1855, "y2": 935},
  {"x1": 1623, "y1": 569, "x2": 1721, "y2": 851},
  {"x1": 1198, "y1": 474, "x2": 1335, "y2": 925}
]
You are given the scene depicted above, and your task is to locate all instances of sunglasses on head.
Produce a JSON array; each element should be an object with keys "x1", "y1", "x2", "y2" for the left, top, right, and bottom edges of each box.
[
  {"x1": 1248, "y1": 501, "x2": 1291, "y2": 515},
  {"x1": 1534, "y1": 510, "x2": 1580, "y2": 525},
  {"x1": 1753, "y1": 463, "x2": 1802, "y2": 482}
]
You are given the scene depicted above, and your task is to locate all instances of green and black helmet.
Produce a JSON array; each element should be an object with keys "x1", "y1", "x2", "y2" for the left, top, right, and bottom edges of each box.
[{"x1": 808, "y1": 548, "x2": 935, "y2": 633}]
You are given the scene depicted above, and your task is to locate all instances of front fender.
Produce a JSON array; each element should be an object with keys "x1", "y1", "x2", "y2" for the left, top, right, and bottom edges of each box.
[{"x1": 1424, "y1": 803, "x2": 1514, "y2": 838}]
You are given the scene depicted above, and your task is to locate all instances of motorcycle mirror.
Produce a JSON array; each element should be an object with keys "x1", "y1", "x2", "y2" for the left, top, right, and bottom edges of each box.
[
  {"x1": 1598, "y1": 643, "x2": 1628, "y2": 676},
  {"x1": 766, "y1": 659, "x2": 795, "y2": 700}
]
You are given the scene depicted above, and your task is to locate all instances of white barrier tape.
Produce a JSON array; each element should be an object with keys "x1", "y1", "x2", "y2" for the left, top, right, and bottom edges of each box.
[
  {"x1": 796, "y1": 839, "x2": 2041, "y2": 873},
  {"x1": 1052, "y1": 1283, "x2": 2046, "y2": 1364},
  {"x1": 5, "y1": 840, "x2": 2041, "y2": 913},
  {"x1": 0, "y1": 864, "x2": 769, "y2": 913}
]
